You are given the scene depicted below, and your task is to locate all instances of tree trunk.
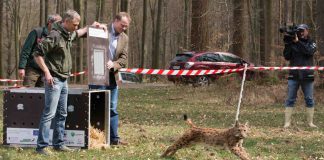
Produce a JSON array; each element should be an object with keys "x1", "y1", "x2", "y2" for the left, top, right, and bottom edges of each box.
[
  {"x1": 264, "y1": 0, "x2": 273, "y2": 65},
  {"x1": 247, "y1": 0, "x2": 259, "y2": 64},
  {"x1": 152, "y1": 0, "x2": 163, "y2": 69},
  {"x1": 161, "y1": 0, "x2": 168, "y2": 68},
  {"x1": 56, "y1": 0, "x2": 61, "y2": 16},
  {"x1": 14, "y1": 0, "x2": 21, "y2": 79},
  {"x1": 140, "y1": 0, "x2": 148, "y2": 82},
  {"x1": 73, "y1": 0, "x2": 84, "y2": 83},
  {"x1": 79, "y1": 0, "x2": 84, "y2": 84},
  {"x1": 316, "y1": 0, "x2": 324, "y2": 65},
  {"x1": 112, "y1": 0, "x2": 120, "y2": 18},
  {"x1": 99, "y1": 0, "x2": 108, "y2": 23},
  {"x1": 232, "y1": 0, "x2": 246, "y2": 58},
  {"x1": 259, "y1": 0, "x2": 266, "y2": 65},
  {"x1": 56, "y1": 0, "x2": 67, "y2": 16},
  {"x1": 183, "y1": 0, "x2": 189, "y2": 50},
  {"x1": 149, "y1": 0, "x2": 156, "y2": 69},
  {"x1": 283, "y1": 0, "x2": 292, "y2": 23},
  {"x1": 45, "y1": 0, "x2": 48, "y2": 23},
  {"x1": 0, "y1": 0, "x2": 3, "y2": 77},
  {"x1": 83, "y1": 0, "x2": 87, "y2": 83},
  {"x1": 291, "y1": 0, "x2": 296, "y2": 22},
  {"x1": 191, "y1": 0, "x2": 209, "y2": 51},
  {"x1": 120, "y1": 0, "x2": 129, "y2": 12},
  {"x1": 5, "y1": 2, "x2": 13, "y2": 78},
  {"x1": 95, "y1": 0, "x2": 104, "y2": 21},
  {"x1": 40, "y1": 0, "x2": 44, "y2": 26}
]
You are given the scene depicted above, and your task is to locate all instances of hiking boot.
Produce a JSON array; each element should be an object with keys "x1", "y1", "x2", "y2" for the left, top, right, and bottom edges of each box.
[
  {"x1": 306, "y1": 107, "x2": 318, "y2": 128},
  {"x1": 36, "y1": 147, "x2": 53, "y2": 155},
  {"x1": 53, "y1": 145, "x2": 74, "y2": 152},
  {"x1": 110, "y1": 140, "x2": 128, "y2": 146},
  {"x1": 284, "y1": 107, "x2": 294, "y2": 128}
]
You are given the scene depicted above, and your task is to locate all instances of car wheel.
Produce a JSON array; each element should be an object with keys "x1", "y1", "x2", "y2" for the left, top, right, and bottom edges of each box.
[{"x1": 193, "y1": 76, "x2": 209, "y2": 87}]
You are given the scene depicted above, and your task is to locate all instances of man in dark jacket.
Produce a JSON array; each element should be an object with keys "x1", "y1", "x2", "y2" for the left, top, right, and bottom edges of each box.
[
  {"x1": 18, "y1": 14, "x2": 61, "y2": 87},
  {"x1": 283, "y1": 24, "x2": 317, "y2": 128},
  {"x1": 33, "y1": 9, "x2": 106, "y2": 155}
]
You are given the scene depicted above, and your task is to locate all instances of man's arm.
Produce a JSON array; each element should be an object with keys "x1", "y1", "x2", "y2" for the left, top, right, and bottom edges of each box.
[
  {"x1": 34, "y1": 56, "x2": 53, "y2": 85},
  {"x1": 32, "y1": 31, "x2": 59, "y2": 86},
  {"x1": 18, "y1": 30, "x2": 38, "y2": 77},
  {"x1": 296, "y1": 40, "x2": 316, "y2": 57},
  {"x1": 107, "y1": 37, "x2": 128, "y2": 72},
  {"x1": 76, "y1": 22, "x2": 107, "y2": 38},
  {"x1": 112, "y1": 43, "x2": 128, "y2": 71},
  {"x1": 283, "y1": 44, "x2": 292, "y2": 61}
]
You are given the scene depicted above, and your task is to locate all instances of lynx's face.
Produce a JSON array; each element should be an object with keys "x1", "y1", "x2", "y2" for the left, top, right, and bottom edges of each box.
[{"x1": 234, "y1": 122, "x2": 249, "y2": 139}]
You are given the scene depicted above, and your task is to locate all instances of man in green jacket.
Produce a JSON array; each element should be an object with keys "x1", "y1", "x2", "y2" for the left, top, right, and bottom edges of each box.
[
  {"x1": 18, "y1": 14, "x2": 61, "y2": 87},
  {"x1": 33, "y1": 9, "x2": 106, "y2": 155}
]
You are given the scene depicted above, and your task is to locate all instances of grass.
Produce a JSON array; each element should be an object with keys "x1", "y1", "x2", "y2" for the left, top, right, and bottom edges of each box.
[{"x1": 1, "y1": 79, "x2": 324, "y2": 160}]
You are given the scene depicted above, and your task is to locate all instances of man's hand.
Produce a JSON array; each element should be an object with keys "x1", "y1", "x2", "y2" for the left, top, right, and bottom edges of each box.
[
  {"x1": 293, "y1": 34, "x2": 299, "y2": 43},
  {"x1": 19, "y1": 69, "x2": 25, "y2": 78},
  {"x1": 92, "y1": 21, "x2": 107, "y2": 32},
  {"x1": 77, "y1": 22, "x2": 107, "y2": 37},
  {"x1": 106, "y1": 60, "x2": 114, "y2": 70},
  {"x1": 44, "y1": 72, "x2": 54, "y2": 86}
]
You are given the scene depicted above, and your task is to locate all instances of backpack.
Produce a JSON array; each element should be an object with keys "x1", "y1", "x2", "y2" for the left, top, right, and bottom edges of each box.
[{"x1": 33, "y1": 27, "x2": 44, "y2": 44}]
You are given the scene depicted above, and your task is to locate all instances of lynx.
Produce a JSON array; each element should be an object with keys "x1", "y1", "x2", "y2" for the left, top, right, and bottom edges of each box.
[{"x1": 161, "y1": 115, "x2": 250, "y2": 160}]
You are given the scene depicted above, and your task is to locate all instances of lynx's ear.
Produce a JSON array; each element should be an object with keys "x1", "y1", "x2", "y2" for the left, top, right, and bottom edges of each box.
[{"x1": 244, "y1": 122, "x2": 249, "y2": 126}]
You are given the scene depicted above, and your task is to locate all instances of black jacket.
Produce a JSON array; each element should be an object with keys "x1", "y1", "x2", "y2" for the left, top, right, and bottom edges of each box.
[{"x1": 283, "y1": 37, "x2": 316, "y2": 81}]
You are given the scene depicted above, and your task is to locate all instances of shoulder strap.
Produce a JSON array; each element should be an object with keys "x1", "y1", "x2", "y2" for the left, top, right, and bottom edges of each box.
[
  {"x1": 34, "y1": 27, "x2": 44, "y2": 39},
  {"x1": 33, "y1": 27, "x2": 45, "y2": 44}
]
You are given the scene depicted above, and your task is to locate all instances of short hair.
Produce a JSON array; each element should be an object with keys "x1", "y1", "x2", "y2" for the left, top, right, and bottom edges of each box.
[
  {"x1": 62, "y1": 9, "x2": 80, "y2": 22},
  {"x1": 115, "y1": 12, "x2": 131, "y2": 23},
  {"x1": 47, "y1": 14, "x2": 62, "y2": 25}
]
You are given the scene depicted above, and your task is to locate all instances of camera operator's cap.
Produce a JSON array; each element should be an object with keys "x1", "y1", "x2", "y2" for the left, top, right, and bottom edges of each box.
[{"x1": 297, "y1": 24, "x2": 309, "y2": 30}]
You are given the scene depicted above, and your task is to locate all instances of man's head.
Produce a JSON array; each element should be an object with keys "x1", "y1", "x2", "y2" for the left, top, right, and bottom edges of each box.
[
  {"x1": 297, "y1": 24, "x2": 309, "y2": 39},
  {"x1": 47, "y1": 14, "x2": 62, "y2": 26},
  {"x1": 62, "y1": 10, "x2": 81, "y2": 32},
  {"x1": 113, "y1": 12, "x2": 131, "y2": 34}
]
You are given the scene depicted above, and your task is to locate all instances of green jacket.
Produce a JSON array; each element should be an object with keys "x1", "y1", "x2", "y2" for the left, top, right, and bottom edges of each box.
[
  {"x1": 33, "y1": 22, "x2": 77, "y2": 79},
  {"x1": 18, "y1": 27, "x2": 49, "y2": 70}
]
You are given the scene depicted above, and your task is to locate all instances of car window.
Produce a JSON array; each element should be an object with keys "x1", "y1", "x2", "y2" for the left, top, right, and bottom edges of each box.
[
  {"x1": 196, "y1": 53, "x2": 220, "y2": 62},
  {"x1": 121, "y1": 73, "x2": 127, "y2": 80},
  {"x1": 120, "y1": 72, "x2": 140, "y2": 83},
  {"x1": 221, "y1": 55, "x2": 241, "y2": 63},
  {"x1": 171, "y1": 54, "x2": 193, "y2": 62}
]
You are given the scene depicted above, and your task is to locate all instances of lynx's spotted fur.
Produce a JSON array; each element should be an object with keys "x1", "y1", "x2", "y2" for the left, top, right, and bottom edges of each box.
[{"x1": 161, "y1": 115, "x2": 250, "y2": 160}]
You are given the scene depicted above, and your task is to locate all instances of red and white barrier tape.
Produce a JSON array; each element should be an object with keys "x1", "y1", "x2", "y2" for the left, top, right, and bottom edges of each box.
[
  {"x1": 70, "y1": 71, "x2": 86, "y2": 77},
  {"x1": 1, "y1": 66, "x2": 323, "y2": 82},
  {"x1": 0, "y1": 79, "x2": 22, "y2": 82},
  {"x1": 0, "y1": 71, "x2": 87, "y2": 83},
  {"x1": 251, "y1": 66, "x2": 324, "y2": 71},
  {"x1": 120, "y1": 68, "x2": 245, "y2": 75},
  {"x1": 120, "y1": 66, "x2": 324, "y2": 75}
]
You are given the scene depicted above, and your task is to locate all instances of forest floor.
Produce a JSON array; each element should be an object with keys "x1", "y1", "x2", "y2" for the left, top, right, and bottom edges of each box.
[{"x1": 0, "y1": 77, "x2": 324, "y2": 160}]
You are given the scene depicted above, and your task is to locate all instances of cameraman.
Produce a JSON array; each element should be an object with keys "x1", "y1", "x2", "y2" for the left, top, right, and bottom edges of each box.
[{"x1": 283, "y1": 24, "x2": 317, "y2": 128}]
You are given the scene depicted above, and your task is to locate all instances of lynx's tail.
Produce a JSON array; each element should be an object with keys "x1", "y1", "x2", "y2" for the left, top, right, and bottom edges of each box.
[{"x1": 183, "y1": 114, "x2": 196, "y2": 128}]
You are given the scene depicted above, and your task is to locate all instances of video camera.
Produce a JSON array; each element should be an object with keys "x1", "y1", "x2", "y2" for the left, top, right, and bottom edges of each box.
[{"x1": 279, "y1": 23, "x2": 301, "y2": 44}]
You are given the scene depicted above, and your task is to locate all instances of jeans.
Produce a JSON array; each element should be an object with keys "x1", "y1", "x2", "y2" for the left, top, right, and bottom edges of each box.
[
  {"x1": 36, "y1": 77, "x2": 68, "y2": 150},
  {"x1": 88, "y1": 85, "x2": 119, "y2": 143},
  {"x1": 285, "y1": 79, "x2": 314, "y2": 108}
]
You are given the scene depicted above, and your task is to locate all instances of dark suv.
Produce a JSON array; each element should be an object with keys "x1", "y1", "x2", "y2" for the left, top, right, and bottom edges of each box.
[{"x1": 167, "y1": 51, "x2": 255, "y2": 86}]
